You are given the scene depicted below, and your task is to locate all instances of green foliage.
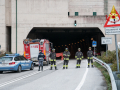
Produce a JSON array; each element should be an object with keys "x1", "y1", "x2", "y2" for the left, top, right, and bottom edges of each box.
[
  {"x1": 94, "y1": 62, "x2": 112, "y2": 90},
  {"x1": 97, "y1": 50, "x2": 120, "y2": 71}
]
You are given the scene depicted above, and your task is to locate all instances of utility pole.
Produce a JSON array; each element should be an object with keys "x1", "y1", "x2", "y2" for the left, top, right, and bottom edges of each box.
[{"x1": 16, "y1": 0, "x2": 17, "y2": 53}]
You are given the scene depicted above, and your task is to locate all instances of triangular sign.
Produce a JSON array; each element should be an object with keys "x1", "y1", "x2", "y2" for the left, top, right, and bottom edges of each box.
[{"x1": 104, "y1": 6, "x2": 120, "y2": 27}]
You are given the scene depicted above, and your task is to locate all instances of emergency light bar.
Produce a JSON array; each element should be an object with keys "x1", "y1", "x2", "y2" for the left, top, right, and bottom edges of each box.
[{"x1": 6, "y1": 54, "x2": 20, "y2": 56}]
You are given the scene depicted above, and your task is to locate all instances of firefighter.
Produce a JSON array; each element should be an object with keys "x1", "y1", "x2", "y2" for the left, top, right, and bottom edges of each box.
[
  {"x1": 50, "y1": 49, "x2": 58, "y2": 70},
  {"x1": 63, "y1": 48, "x2": 70, "y2": 69},
  {"x1": 38, "y1": 50, "x2": 45, "y2": 71},
  {"x1": 75, "y1": 48, "x2": 83, "y2": 68},
  {"x1": 87, "y1": 47, "x2": 94, "y2": 68}
]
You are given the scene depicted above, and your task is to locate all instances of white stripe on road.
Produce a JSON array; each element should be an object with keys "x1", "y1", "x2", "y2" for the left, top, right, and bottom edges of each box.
[
  {"x1": 0, "y1": 61, "x2": 62, "y2": 88},
  {"x1": 75, "y1": 60, "x2": 88, "y2": 90}
]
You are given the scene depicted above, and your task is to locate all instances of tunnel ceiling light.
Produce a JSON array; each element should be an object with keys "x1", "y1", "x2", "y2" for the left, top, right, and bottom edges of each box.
[
  {"x1": 72, "y1": 43, "x2": 73, "y2": 44},
  {"x1": 58, "y1": 46, "x2": 60, "y2": 47},
  {"x1": 82, "y1": 39, "x2": 85, "y2": 41},
  {"x1": 55, "y1": 46, "x2": 56, "y2": 47},
  {"x1": 77, "y1": 42, "x2": 79, "y2": 43},
  {"x1": 69, "y1": 44, "x2": 70, "y2": 45},
  {"x1": 65, "y1": 45, "x2": 67, "y2": 46},
  {"x1": 91, "y1": 38, "x2": 93, "y2": 40},
  {"x1": 62, "y1": 45, "x2": 63, "y2": 46},
  {"x1": 75, "y1": 43, "x2": 76, "y2": 44}
]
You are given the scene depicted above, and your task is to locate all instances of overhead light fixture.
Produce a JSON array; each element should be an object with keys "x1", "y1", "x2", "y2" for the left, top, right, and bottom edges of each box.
[
  {"x1": 75, "y1": 43, "x2": 76, "y2": 44},
  {"x1": 77, "y1": 42, "x2": 79, "y2": 43},
  {"x1": 91, "y1": 38, "x2": 93, "y2": 40},
  {"x1": 65, "y1": 45, "x2": 67, "y2": 46},
  {"x1": 69, "y1": 44, "x2": 70, "y2": 45},
  {"x1": 62, "y1": 45, "x2": 63, "y2": 46}
]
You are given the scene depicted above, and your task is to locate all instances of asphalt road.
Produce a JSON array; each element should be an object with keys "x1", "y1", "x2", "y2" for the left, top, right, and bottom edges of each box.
[{"x1": 0, "y1": 59, "x2": 107, "y2": 90}]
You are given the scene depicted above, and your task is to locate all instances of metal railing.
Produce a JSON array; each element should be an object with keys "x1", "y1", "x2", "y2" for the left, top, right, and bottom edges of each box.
[{"x1": 93, "y1": 56, "x2": 117, "y2": 90}]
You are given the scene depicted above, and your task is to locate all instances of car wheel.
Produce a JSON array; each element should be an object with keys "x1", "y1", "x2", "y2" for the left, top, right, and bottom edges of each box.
[
  {"x1": 17, "y1": 65, "x2": 21, "y2": 73},
  {"x1": 30, "y1": 63, "x2": 34, "y2": 70},
  {"x1": 0, "y1": 71, "x2": 3, "y2": 73}
]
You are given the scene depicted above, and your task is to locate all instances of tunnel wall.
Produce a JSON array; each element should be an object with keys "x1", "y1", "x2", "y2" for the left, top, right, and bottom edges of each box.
[{"x1": 9, "y1": 0, "x2": 120, "y2": 54}]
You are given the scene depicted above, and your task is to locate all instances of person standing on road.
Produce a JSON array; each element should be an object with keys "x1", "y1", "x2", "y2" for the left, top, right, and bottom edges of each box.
[
  {"x1": 87, "y1": 47, "x2": 94, "y2": 68},
  {"x1": 75, "y1": 48, "x2": 83, "y2": 68},
  {"x1": 63, "y1": 48, "x2": 70, "y2": 69},
  {"x1": 38, "y1": 50, "x2": 45, "y2": 71},
  {"x1": 49, "y1": 49, "x2": 58, "y2": 70}
]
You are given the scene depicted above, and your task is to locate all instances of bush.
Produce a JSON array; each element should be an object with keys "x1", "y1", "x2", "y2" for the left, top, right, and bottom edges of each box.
[{"x1": 97, "y1": 50, "x2": 120, "y2": 71}]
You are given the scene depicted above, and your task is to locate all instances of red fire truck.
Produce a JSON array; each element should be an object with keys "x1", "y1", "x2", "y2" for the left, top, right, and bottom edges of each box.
[{"x1": 23, "y1": 39, "x2": 52, "y2": 65}]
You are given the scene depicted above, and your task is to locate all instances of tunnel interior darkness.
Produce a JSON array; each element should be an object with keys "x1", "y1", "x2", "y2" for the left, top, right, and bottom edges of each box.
[{"x1": 27, "y1": 27, "x2": 106, "y2": 58}]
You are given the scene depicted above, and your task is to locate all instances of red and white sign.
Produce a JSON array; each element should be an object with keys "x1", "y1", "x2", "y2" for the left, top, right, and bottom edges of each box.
[
  {"x1": 104, "y1": 10, "x2": 120, "y2": 27},
  {"x1": 104, "y1": 6, "x2": 120, "y2": 35}
]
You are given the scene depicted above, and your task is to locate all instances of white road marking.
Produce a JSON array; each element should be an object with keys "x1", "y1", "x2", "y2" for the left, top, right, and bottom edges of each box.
[
  {"x1": 75, "y1": 60, "x2": 88, "y2": 90},
  {"x1": 0, "y1": 61, "x2": 62, "y2": 88}
]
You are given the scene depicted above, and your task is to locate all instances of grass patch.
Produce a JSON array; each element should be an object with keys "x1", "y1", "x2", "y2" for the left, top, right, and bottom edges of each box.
[{"x1": 94, "y1": 62, "x2": 112, "y2": 90}]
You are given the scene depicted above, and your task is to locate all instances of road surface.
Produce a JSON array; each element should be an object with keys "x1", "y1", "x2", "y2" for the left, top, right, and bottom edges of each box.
[{"x1": 0, "y1": 59, "x2": 107, "y2": 90}]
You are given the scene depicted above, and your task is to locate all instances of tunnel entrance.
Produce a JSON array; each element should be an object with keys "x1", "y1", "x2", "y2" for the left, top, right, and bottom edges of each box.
[{"x1": 27, "y1": 27, "x2": 106, "y2": 58}]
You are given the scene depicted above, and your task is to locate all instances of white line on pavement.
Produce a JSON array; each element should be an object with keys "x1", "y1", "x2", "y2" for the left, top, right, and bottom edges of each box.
[
  {"x1": 75, "y1": 60, "x2": 88, "y2": 90},
  {"x1": 0, "y1": 61, "x2": 63, "y2": 88}
]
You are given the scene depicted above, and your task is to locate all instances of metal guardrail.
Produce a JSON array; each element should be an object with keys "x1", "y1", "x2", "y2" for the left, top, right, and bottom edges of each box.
[{"x1": 93, "y1": 56, "x2": 117, "y2": 90}]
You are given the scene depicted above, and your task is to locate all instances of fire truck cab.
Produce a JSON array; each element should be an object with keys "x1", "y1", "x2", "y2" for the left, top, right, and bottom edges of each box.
[{"x1": 23, "y1": 39, "x2": 52, "y2": 65}]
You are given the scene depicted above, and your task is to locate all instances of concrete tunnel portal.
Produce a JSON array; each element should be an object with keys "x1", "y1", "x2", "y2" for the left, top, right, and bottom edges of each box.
[{"x1": 27, "y1": 27, "x2": 106, "y2": 58}]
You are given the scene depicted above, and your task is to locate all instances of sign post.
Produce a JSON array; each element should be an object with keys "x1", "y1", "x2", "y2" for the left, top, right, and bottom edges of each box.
[
  {"x1": 104, "y1": 5, "x2": 120, "y2": 71},
  {"x1": 106, "y1": 45, "x2": 108, "y2": 57},
  {"x1": 92, "y1": 41, "x2": 97, "y2": 56},
  {"x1": 101, "y1": 37, "x2": 112, "y2": 57}
]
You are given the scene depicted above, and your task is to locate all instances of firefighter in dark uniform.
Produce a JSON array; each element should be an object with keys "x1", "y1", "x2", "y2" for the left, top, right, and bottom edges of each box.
[
  {"x1": 63, "y1": 48, "x2": 70, "y2": 69},
  {"x1": 38, "y1": 50, "x2": 45, "y2": 71},
  {"x1": 75, "y1": 48, "x2": 83, "y2": 68},
  {"x1": 50, "y1": 49, "x2": 58, "y2": 70},
  {"x1": 87, "y1": 47, "x2": 94, "y2": 68}
]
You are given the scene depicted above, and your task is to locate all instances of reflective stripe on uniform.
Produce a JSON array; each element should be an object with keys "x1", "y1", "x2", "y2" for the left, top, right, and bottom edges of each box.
[
  {"x1": 88, "y1": 57, "x2": 93, "y2": 59},
  {"x1": 66, "y1": 65, "x2": 68, "y2": 67},
  {"x1": 64, "y1": 58, "x2": 69, "y2": 60},
  {"x1": 77, "y1": 58, "x2": 82, "y2": 60},
  {"x1": 63, "y1": 65, "x2": 65, "y2": 67},
  {"x1": 76, "y1": 64, "x2": 78, "y2": 66},
  {"x1": 90, "y1": 57, "x2": 93, "y2": 59},
  {"x1": 50, "y1": 59, "x2": 53, "y2": 61},
  {"x1": 75, "y1": 56, "x2": 77, "y2": 58},
  {"x1": 51, "y1": 65, "x2": 53, "y2": 67},
  {"x1": 82, "y1": 56, "x2": 83, "y2": 58},
  {"x1": 54, "y1": 65, "x2": 56, "y2": 67},
  {"x1": 50, "y1": 59, "x2": 56, "y2": 61}
]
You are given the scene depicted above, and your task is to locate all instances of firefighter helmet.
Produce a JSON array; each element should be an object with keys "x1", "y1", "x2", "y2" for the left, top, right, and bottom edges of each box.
[
  {"x1": 89, "y1": 47, "x2": 91, "y2": 49},
  {"x1": 78, "y1": 48, "x2": 81, "y2": 50},
  {"x1": 65, "y1": 48, "x2": 68, "y2": 51},
  {"x1": 52, "y1": 49, "x2": 55, "y2": 51}
]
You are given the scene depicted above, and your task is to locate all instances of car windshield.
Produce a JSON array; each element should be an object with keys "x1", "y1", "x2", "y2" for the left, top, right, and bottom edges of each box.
[{"x1": 0, "y1": 57, "x2": 13, "y2": 62}]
